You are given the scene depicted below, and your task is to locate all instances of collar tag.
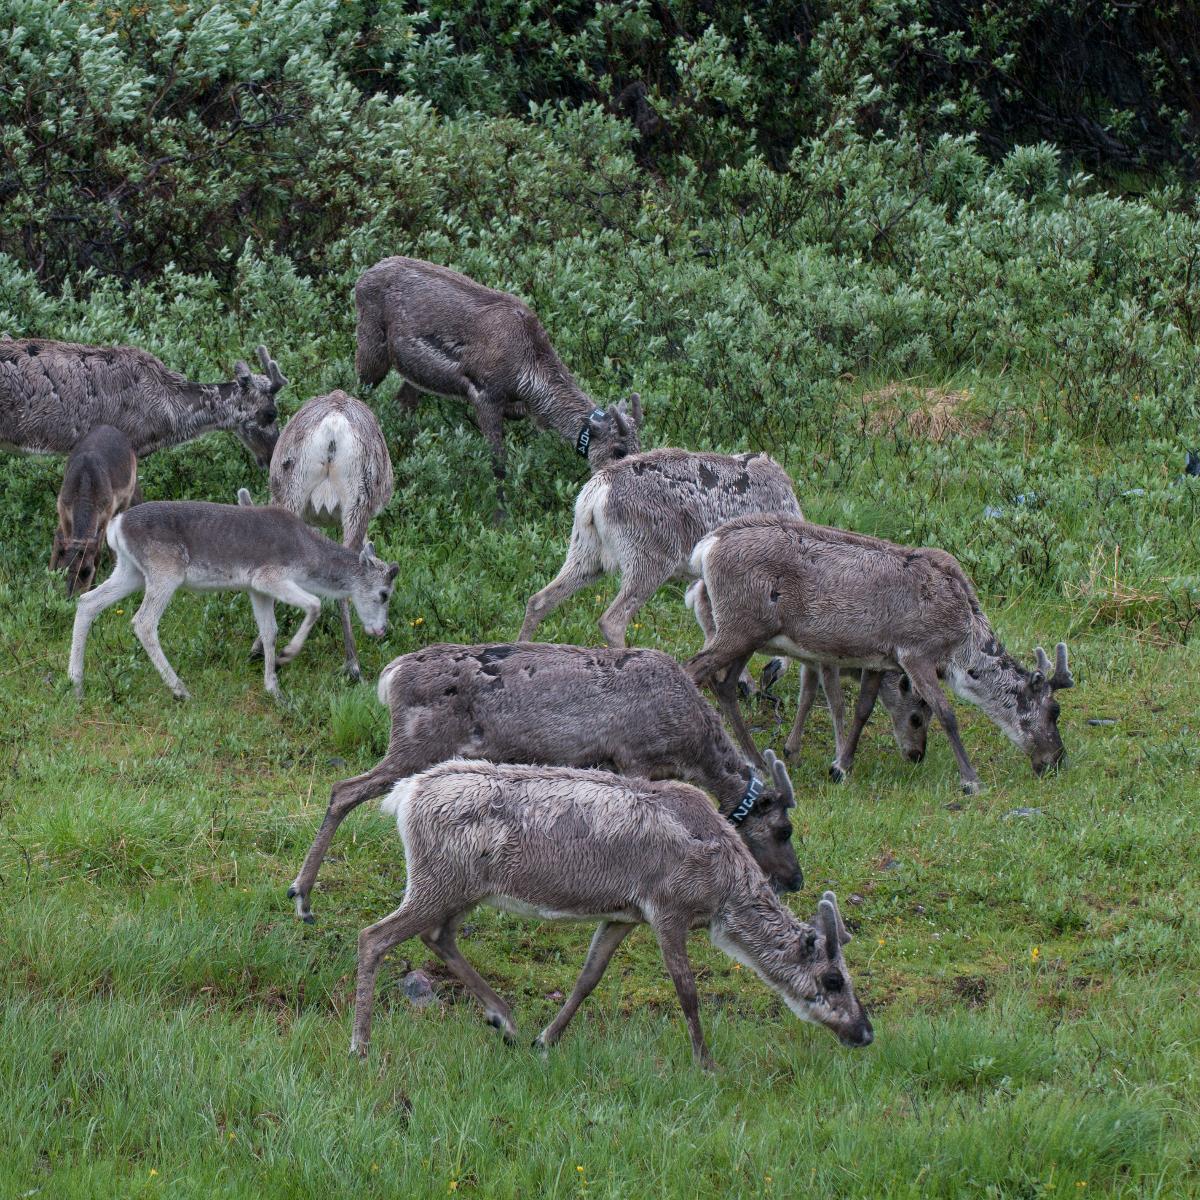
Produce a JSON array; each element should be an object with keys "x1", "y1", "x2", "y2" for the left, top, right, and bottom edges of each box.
[
  {"x1": 575, "y1": 409, "x2": 607, "y2": 458},
  {"x1": 728, "y1": 772, "x2": 764, "y2": 826}
]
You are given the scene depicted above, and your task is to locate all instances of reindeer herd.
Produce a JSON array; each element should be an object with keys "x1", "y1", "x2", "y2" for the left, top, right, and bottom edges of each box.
[{"x1": 0, "y1": 254, "x2": 1078, "y2": 1068}]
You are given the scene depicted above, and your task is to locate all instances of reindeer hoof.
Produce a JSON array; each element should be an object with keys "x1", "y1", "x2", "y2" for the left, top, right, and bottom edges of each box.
[
  {"x1": 829, "y1": 764, "x2": 847, "y2": 783},
  {"x1": 343, "y1": 665, "x2": 362, "y2": 683},
  {"x1": 172, "y1": 687, "x2": 190, "y2": 702},
  {"x1": 961, "y1": 780, "x2": 983, "y2": 796}
]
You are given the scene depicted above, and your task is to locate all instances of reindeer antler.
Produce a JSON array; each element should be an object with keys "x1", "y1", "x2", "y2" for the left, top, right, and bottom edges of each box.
[
  {"x1": 256, "y1": 345, "x2": 288, "y2": 394},
  {"x1": 1034, "y1": 643, "x2": 1074, "y2": 690}
]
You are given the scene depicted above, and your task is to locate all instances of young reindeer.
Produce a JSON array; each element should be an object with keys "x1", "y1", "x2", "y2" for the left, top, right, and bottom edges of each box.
[
  {"x1": 50, "y1": 426, "x2": 140, "y2": 597},
  {"x1": 352, "y1": 761, "x2": 872, "y2": 1068},
  {"x1": 354, "y1": 256, "x2": 641, "y2": 507},
  {"x1": 685, "y1": 578, "x2": 931, "y2": 765},
  {"x1": 1, "y1": 339, "x2": 285, "y2": 465},
  {"x1": 686, "y1": 515, "x2": 1073, "y2": 793},
  {"x1": 519, "y1": 448, "x2": 802, "y2": 649},
  {"x1": 69, "y1": 501, "x2": 400, "y2": 700},
  {"x1": 287, "y1": 642, "x2": 802, "y2": 922},
  {"x1": 261, "y1": 390, "x2": 394, "y2": 681}
]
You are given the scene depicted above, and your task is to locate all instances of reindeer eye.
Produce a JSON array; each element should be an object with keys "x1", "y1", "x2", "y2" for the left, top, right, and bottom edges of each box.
[
  {"x1": 899, "y1": 676, "x2": 911, "y2": 693},
  {"x1": 909, "y1": 713, "x2": 923, "y2": 728},
  {"x1": 775, "y1": 825, "x2": 793, "y2": 844},
  {"x1": 379, "y1": 591, "x2": 388, "y2": 602},
  {"x1": 1049, "y1": 702, "x2": 1061, "y2": 719},
  {"x1": 821, "y1": 973, "x2": 844, "y2": 992}
]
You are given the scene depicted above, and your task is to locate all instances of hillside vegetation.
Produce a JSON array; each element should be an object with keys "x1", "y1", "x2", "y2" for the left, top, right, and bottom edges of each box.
[{"x1": 1, "y1": 3, "x2": 1199, "y2": 1197}]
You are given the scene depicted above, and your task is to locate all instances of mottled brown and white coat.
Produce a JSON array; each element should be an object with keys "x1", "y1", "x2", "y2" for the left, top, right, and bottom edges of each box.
[
  {"x1": 519, "y1": 447, "x2": 802, "y2": 648},
  {"x1": 68, "y1": 500, "x2": 400, "y2": 700},
  {"x1": 0, "y1": 339, "x2": 285, "y2": 464},
  {"x1": 686, "y1": 515, "x2": 1073, "y2": 792},
  {"x1": 351, "y1": 760, "x2": 872, "y2": 1067},
  {"x1": 354, "y1": 256, "x2": 641, "y2": 503},
  {"x1": 50, "y1": 425, "x2": 140, "y2": 597},
  {"x1": 287, "y1": 641, "x2": 803, "y2": 921},
  {"x1": 263, "y1": 389, "x2": 394, "y2": 681}
]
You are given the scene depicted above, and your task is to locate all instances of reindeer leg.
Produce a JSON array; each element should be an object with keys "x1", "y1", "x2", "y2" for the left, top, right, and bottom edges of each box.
[
  {"x1": 69, "y1": 558, "x2": 143, "y2": 697},
  {"x1": 339, "y1": 513, "x2": 369, "y2": 682},
  {"x1": 652, "y1": 919, "x2": 713, "y2": 1070},
  {"x1": 830, "y1": 669, "x2": 884, "y2": 781},
  {"x1": 248, "y1": 590, "x2": 280, "y2": 697},
  {"x1": 899, "y1": 657, "x2": 982, "y2": 794},
  {"x1": 255, "y1": 578, "x2": 323, "y2": 665},
  {"x1": 519, "y1": 544, "x2": 604, "y2": 642},
  {"x1": 289, "y1": 754, "x2": 421, "y2": 922},
  {"x1": 535, "y1": 921, "x2": 636, "y2": 1049},
  {"x1": 351, "y1": 890, "x2": 463, "y2": 1056},
  {"x1": 784, "y1": 663, "x2": 819, "y2": 759},
  {"x1": 422, "y1": 913, "x2": 517, "y2": 1042},
  {"x1": 598, "y1": 561, "x2": 672, "y2": 648},
  {"x1": 468, "y1": 386, "x2": 507, "y2": 523},
  {"x1": 130, "y1": 578, "x2": 188, "y2": 700},
  {"x1": 819, "y1": 665, "x2": 848, "y2": 773}
]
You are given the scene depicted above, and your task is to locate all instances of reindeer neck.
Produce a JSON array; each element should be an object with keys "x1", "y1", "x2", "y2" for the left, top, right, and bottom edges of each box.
[
  {"x1": 134, "y1": 380, "x2": 240, "y2": 453},
  {"x1": 520, "y1": 364, "x2": 598, "y2": 443},
  {"x1": 713, "y1": 874, "x2": 815, "y2": 980},
  {"x1": 691, "y1": 711, "x2": 759, "y2": 818}
]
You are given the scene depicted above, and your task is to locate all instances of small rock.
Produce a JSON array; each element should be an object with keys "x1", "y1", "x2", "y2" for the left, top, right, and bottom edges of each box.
[
  {"x1": 983, "y1": 505, "x2": 1004, "y2": 519},
  {"x1": 401, "y1": 970, "x2": 438, "y2": 1008},
  {"x1": 1121, "y1": 488, "x2": 1146, "y2": 498},
  {"x1": 913, "y1": 904, "x2": 926, "y2": 914},
  {"x1": 945, "y1": 801, "x2": 964, "y2": 812},
  {"x1": 545, "y1": 990, "x2": 564, "y2": 1001},
  {"x1": 846, "y1": 893, "x2": 865, "y2": 906},
  {"x1": 326, "y1": 756, "x2": 348, "y2": 768},
  {"x1": 1087, "y1": 718, "x2": 1116, "y2": 726},
  {"x1": 1005, "y1": 806, "x2": 1044, "y2": 819}
]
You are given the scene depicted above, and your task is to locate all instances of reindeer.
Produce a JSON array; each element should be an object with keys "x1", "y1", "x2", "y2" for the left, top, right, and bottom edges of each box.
[
  {"x1": 287, "y1": 642, "x2": 802, "y2": 922},
  {"x1": 684, "y1": 578, "x2": 931, "y2": 766},
  {"x1": 1, "y1": 339, "x2": 285, "y2": 464},
  {"x1": 254, "y1": 389, "x2": 395, "y2": 681},
  {"x1": 519, "y1": 448, "x2": 803, "y2": 649},
  {"x1": 354, "y1": 257, "x2": 641, "y2": 508},
  {"x1": 686, "y1": 515, "x2": 1073, "y2": 793},
  {"x1": 50, "y1": 426, "x2": 140, "y2": 597},
  {"x1": 351, "y1": 761, "x2": 872, "y2": 1068},
  {"x1": 69, "y1": 501, "x2": 400, "y2": 700}
]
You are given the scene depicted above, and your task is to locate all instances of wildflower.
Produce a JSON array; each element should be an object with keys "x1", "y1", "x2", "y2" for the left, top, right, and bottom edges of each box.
[
  {"x1": 228, "y1": 1131, "x2": 236, "y2": 1141},
  {"x1": 1031, "y1": 946, "x2": 1041, "y2": 962},
  {"x1": 149, "y1": 1169, "x2": 158, "y2": 1178},
  {"x1": 371, "y1": 1163, "x2": 380, "y2": 1173},
  {"x1": 115, "y1": 608, "x2": 124, "y2": 615},
  {"x1": 878, "y1": 938, "x2": 886, "y2": 947},
  {"x1": 448, "y1": 1181, "x2": 459, "y2": 1194},
  {"x1": 577, "y1": 1166, "x2": 585, "y2": 1174}
]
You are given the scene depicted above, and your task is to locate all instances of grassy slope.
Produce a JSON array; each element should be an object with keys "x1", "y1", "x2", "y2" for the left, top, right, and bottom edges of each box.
[{"x1": 1, "y1": 433, "x2": 1197, "y2": 1200}]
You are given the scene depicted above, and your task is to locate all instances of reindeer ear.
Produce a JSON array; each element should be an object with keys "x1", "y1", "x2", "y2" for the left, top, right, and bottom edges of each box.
[
  {"x1": 359, "y1": 541, "x2": 375, "y2": 563},
  {"x1": 612, "y1": 405, "x2": 630, "y2": 437},
  {"x1": 628, "y1": 391, "x2": 643, "y2": 424},
  {"x1": 236, "y1": 487, "x2": 253, "y2": 506},
  {"x1": 234, "y1": 361, "x2": 252, "y2": 387},
  {"x1": 386, "y1": 563, "x2": 399, "y2": 582}
]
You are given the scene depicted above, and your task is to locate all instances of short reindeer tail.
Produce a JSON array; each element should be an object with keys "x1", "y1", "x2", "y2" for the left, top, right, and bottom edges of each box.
[
  {"x1": 376, "y1": 657, "x2": 404, "y2": 708},
  {"x1": 354, "y1": 287, "x2": 390, "y2": 386},
  {"x1": 688, "y1": 532, "x2": 719, "y2": 580}
]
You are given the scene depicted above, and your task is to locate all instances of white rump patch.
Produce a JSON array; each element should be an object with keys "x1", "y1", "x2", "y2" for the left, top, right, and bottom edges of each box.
[
  {"x1": 380, "y1": 776, "x2": 419, "y2": 851},
  {"x1": 689, "y1": 534, "x2": 717, "y2": 579},
  {"x1": 376, "y1": 660, "x2": 400, "y2": 707}
]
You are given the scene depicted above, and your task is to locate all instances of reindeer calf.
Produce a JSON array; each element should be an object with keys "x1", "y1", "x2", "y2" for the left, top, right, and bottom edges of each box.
[
  {"x1": 288, "y1": 642, "x2": 802, "y2": 921},
  {"x1": 687, "y1": 515, "x2": 1073, "y2": 793},
  {"x1": 69, "y1": 501, "x2": 399, "y2": 700},
  {"x1": 51, "y1": 425, "x2": 139, "y2": 597},
  {"x1": 352, "y1": 760, "x2": 872, "y2": 1067}
]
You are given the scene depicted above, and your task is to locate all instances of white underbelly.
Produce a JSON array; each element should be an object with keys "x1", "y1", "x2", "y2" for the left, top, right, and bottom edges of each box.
[
  {"x1": 484, "y1": 895, "x2": 639, "y2": 923},
  {"x1": 764, "y1": 635, "x2": 896, "y2": 672}
]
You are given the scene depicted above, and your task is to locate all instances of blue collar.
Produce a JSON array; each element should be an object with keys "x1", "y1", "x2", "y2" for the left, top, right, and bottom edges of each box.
[
  {"x1": 575, "y1": 409, "x2": 607, "y2": 457},
  {"x1": 728, "y1": 772, "x2": 764, "y2": 826}
]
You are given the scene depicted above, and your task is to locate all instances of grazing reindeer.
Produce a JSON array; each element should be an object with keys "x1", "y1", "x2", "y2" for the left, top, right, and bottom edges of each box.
[
  {"x1": 69, "y1": 501, "x2": 400, "y2": 700},
  {"x1": 263, "y1": 390, "x2": 394, "y2": 681},
  {"x1": 519, "y1": 448, "x2": 802, "y2": 648},
  {"x1": 1, "y1": 339, "x2": 285, "y2": 464},
  {"x1": 686, "y1": 515, "x2": 1073, "y2": 793},
  {"x1": 352, "y1": 760, "x2": 873, "y2": 1067},
  {"x1": 288, "y1": 642, "x2": 802, "y2": 922},
  {"x1": 685, "y1": 578, "x2": 931, "y2": 765},
  {"x1": 50, "y1": 426, "x2": 140, "y2": 597},
  {"x1": 354, "y1": 257, "x2": 641, "y2": 506}
]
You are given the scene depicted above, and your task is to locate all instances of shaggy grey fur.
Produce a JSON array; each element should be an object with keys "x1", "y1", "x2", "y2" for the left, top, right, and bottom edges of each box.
[
  {"x1": 51, "y1": 425, "x2": 140, "y2": 598},
  {"x1": 69, "y1": 501, "x2": 400, "y2": 700},
  {"x1": 351, "y1": 760, "x2": 872, "y2": 1066},
  {"x1": 287, "y1": 641, "x2": 803, "y2": 921},
  {"x1": 685, "y1": 578, "x2": 931, "y2": 765},
  {"x1": 0, "y1": 339, "x2": 285, "y2": 464},
  {"x1": 354, "y1": 257, "x2": 641, "y2": 500},
  {"x1": 266, "y1": 389, "x2": 394, "y2": 681},
  {"x1": 686, "y1": 515, "x2": 1073, "y2": 793},
  {"x1": 519, "y1": 447, "x2": 802, "y2": 647}
]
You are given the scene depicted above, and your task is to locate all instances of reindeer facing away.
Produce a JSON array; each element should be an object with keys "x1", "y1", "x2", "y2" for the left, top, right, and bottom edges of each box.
[
  {"x1": 351, "y1": 760, "x2": 872, "y2": 1068},
  {"x1": 287, "y1": 641, "x2": 802, "y2": 922},
  {"x1": 50, "y1": 425, "x2": 140, "y2": 597},
  {"x1": 261, "y1": 389, "x2": 394, "y2": 681},
  {"x1": 69, "y1": 501, "x2": 399, "y2": 700},
  {"x1": 686, "y1": 515, "x2": 1073, "y2": 793},
  {"x1": 1, "y1": 339, "x2": 285, "y2": 464},
  {"x1": 354, "y1": 256, "x2": 641, "y2": 508}
]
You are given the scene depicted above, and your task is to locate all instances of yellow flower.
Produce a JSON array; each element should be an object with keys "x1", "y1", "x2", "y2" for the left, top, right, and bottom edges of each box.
[
  {"x1": 448, "y1": 1182, "x2": 458, "y2": 1194},
  {"x1": 228, "y1": 1131, "x2": 236, "y2": 1141},
  {"x1": 877, "y1": 938, "x2": 886, "y2": 947},
  {"x1": 1031, "y1": 946, "x2": 1041, "y2": 962},
  {"x1": 149, "y1": 1169, "x2": 158, "y2": 1178},
  {"x1": 577, "y1": 1166, "x2": 585, "y2": 1173},
  {"x1": 115, "y1": 608, "x2": 124, "y2": 615}
]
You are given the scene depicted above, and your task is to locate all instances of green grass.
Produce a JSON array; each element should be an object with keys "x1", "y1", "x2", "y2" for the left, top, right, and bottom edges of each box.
[{"x1": 1, "y1": 491, "x2": 1197, "y2": 1199}]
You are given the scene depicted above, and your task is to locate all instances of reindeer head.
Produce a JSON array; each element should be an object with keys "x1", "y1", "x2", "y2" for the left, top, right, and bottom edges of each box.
[
  {"x1": 881, "y1": 673, "x2": 932, "y2": 764},
  {"x1": 51, "y1": 531, "x2": 102, "y2": 597},
  {"x1": 790, "y1": 892, "x2": 874, "y2": 1047},
  {"x1": 732, "y1": 749, "x2": 804, "y2": 894},
  {"x1": 954, "y1": 641, "x2": 1074, "y2": 775},
  {"x1": 583, "y1": 393, "x2": 643, "y2": 469},
  {"x1": 349, "y1": 541, "x2": 401, "y2": 639},
  {"x1": 231, "y1": 345, "x2": 287, "y2": 468}
]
